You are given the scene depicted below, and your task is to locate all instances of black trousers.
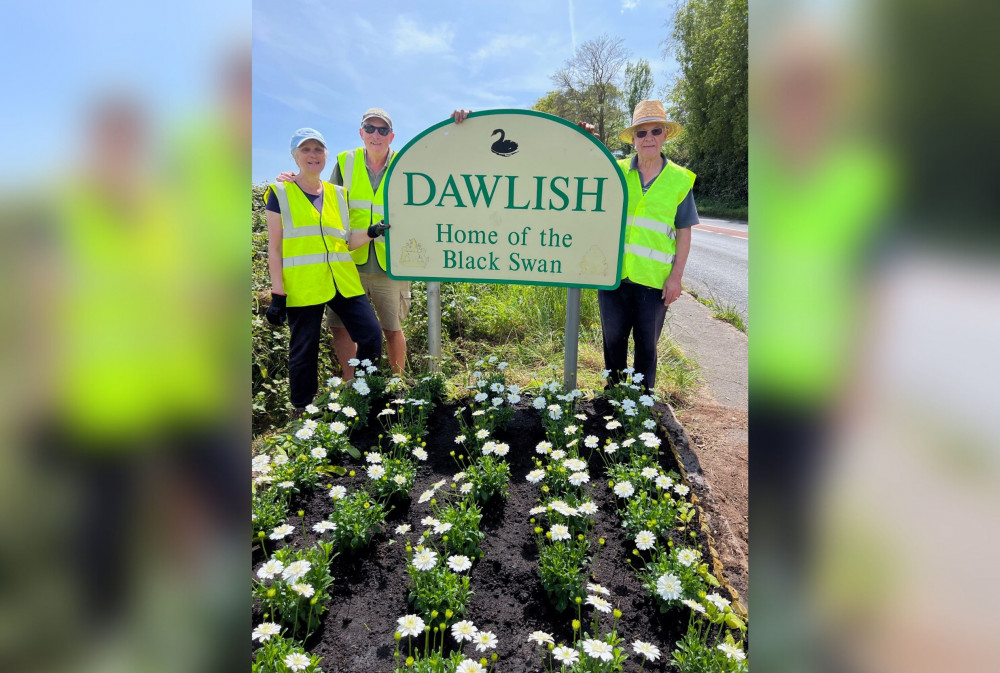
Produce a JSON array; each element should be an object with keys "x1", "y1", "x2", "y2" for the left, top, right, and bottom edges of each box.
[
  {"x1": 286, "y1": 293, "x2": 382, "y2": 407},
  {"x1": 598, "y1": 281, "x2": 668, "y2": 390}
]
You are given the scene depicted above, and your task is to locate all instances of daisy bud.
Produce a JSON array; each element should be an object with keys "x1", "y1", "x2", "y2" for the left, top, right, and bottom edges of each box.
[
  {"x1": 406, "y1": 656, "x2": 414, "y2": 666},
  {"x1": 267, "y1": 589, "x2": 276, "y2": 598},
  {"x1": 534, "y1": 527, "x2": 543, "y2": 534},
  {"x1": 633, "y1": 549, "x2": 639, "y2": 556},
  {"x1": 258, "y1": 531, "x2": 265, "y2": 538},
  {"x1": 541, "y1": 486, "x2": 549, "y2": 493},
  {"x1": 310, "y1": 598, "x2": 317, "y2": 605},
  {"x1": 298, "y1": 510, "x2": 304, "y2": 517},
  {"x1": 364, "y1": 503, "x2": 370, "y2": 509},
  {"x1": 575, "y1": 596, "x2": 582, "y2": 604},
  {"x1": 431, "y1": 610, "x2": 439, "y2": 618},
  {"x1": 608, "y1": 480, "x2": 614, "y2": 488},
  {"x1": 350, "y1": 470, "x2": 356, "y2": 476},
  {"x1": 613, "y1": 609, "x2": 622, "y2": 619},
  {"x1": 445, "y1": 609, "x2": 454, "y2": 619},
  {"x1": 480, "y1": 658, "x2": 487, "y2": 666},
  {"x1": 572, "y1": 619, "x2": 581, "y2": 630},
  {"x1": 394, "y1": 632, "x2": 402, "y2": 641},
  {"x1": 450, "y1": 451, "x2": 456, "y2": 456},
  {"x1": 599, "y1": 538, "x2": 606, "y2": 546},
  {"x1": 430, "y1": 498, "x2": 436, "y2": 505},
  {"x1": 439, "y1": 623, "x2": 446, "y2": 631},
  {"x1": 545, "y1": 531, "x2": 552, "y2": 539},
  {"x1": 529, "y1": 518, "x2": 535, "y2": 524},
  {"x1": 577, "y1": 534, "x2": 584, "y2": 541},
  {"x1": 491, "y1": 653, "x2": 498, "y2": 661},
  {"x1": 548, "y1": 643, "x2": 555, "y2": 651}
]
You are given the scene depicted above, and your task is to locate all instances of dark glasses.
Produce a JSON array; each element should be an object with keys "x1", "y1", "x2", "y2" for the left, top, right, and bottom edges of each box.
[
  {"x1": 635, "y1": 127, "x2": 664, "y2": 138},
  {"x1": 362, "y1": 124, "x2": 392, "y2": 136}
]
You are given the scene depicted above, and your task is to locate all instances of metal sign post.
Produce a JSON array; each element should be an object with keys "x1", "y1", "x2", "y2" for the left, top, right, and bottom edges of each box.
[
  {"x1": 427, "y1": 281, "x2": 442, "y2": 373},
  {"x1": 563, "y1": 287, "x2": 581, "y2": 390}
]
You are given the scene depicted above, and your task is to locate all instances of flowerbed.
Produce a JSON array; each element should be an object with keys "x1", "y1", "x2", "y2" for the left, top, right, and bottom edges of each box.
[{"x1": 252, "y1": 365, "x2": 747, "y2": 672}]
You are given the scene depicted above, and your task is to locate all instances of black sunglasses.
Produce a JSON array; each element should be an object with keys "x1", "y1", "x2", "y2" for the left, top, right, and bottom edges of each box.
[
  {"x1": 635, "y1": 127, "x2": 664, "y2": 138},
  {"x1": 362, "y1": 124, "x2": 392, "y2": 136}
]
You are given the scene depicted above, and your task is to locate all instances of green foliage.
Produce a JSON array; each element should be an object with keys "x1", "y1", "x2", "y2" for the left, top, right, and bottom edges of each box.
[
  {"x1": 253, "y1": 541, "x2": 336, "y2": 639},
  {"x1": 437, "y1": 500, "x2": 485, "y2": 557},
  {"x1": 367, "y1": 456, "x2": 417, "y2": 502},
  {"x1": 623, "y1": 58, "x2": 655, "y2": 120},
  {"x1": 252, "y1": 635, "x2": 324, "y2": 673},
  {"x1": 672, "y1": 617, "x2": 748, "y2": 673},
  {"x1": 406, "y1": 547, "x2": 473, "y2": 620},
  {"x1": 463, "y1": 454, "x2": 511, "y2": 504},
  {"x1": 665, "y1": 0, "x2": 748, "y2": 204},
  {"x1": 327, "y1": 489, "x2": 387, "y2": 551},
  {"x1": 537, "y1": 537, "x2": 590, "y2": 612},
  {"x1": 252, "y1": 485, "x2": 291, "y2": 540}
]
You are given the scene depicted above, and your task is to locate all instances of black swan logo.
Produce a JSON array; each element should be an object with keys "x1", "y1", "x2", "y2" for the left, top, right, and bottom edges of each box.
[{"x1": 490, "y1": 129, "x2": 519, "y2": 157}]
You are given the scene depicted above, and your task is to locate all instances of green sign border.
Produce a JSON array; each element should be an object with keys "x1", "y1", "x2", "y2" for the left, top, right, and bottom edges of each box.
[{"x1": 384, "y1": 109, "x2": 627, "y2": 290}]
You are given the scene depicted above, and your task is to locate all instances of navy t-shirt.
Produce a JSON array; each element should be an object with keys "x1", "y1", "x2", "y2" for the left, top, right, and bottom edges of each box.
[{"x1": 265, "y1": 185, "x2": 323, "y2": 214}]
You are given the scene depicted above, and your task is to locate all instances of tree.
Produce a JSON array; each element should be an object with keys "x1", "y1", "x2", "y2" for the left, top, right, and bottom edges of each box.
[
  {"x1": 664, "y1": 0, "x2": 748, "y2": 204},
  {"x1": 551, "y1": 34, "x2": 630, "y2": 145},
  {"x1": 623, "y1": 58, "x2": 655, "y2": 118}
]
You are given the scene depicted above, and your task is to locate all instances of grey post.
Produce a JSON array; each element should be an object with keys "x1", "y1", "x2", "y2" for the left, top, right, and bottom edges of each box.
[
  {"x1": 564, "y1": 286, "x2": 581, "y2": 390},
  {"x1": 427, "y1": 281, "x2": 442, "y2": 373}
]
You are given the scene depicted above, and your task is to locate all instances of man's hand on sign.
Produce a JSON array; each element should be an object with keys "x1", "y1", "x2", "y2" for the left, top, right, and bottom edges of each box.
[
  {"x1": 367, "y1": 220, "x2": 390, "y2": 238},
  {"x1": 275, "y1": 171, "x2": 297, "y2": 182},
  {"x1": 452, "y1": 109, "x2": 472, "y2": 124},
  {"x1": 576, "y1": 121, "x2": 598, "y2": 137},
  {"x1": 662, "y1": 275, "x2": 682, "y2": 307}
]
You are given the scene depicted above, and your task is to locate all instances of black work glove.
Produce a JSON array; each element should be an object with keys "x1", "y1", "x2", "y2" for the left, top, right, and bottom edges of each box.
[
  {"x1": 265, "y1": 292, "x2": 287, "y2": 326},
  {"x1": 367, "y1": 220, "x2": 391, "y2": 238}
]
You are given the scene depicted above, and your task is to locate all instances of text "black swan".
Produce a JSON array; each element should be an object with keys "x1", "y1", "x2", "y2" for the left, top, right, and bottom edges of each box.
[{"x1": 490, "y1": 129, "x2": 518, "y2": 157}]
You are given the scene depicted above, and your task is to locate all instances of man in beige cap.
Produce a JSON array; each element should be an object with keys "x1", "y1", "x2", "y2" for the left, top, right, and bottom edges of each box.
[
  {"x1": 323, "y1": 107, "x2": 410, "y2": 377},
  {"x1": 278, "y1": 107, "x2": 409, "y2": 377}
]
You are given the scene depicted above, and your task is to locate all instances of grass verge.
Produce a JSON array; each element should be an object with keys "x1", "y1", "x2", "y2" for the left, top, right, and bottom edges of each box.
[
  {"x1": 695, "y1": 198, "x2": 748, "y2": 221},
  {"x1": 684, "y1": 286, "x2": 747, "y2": 333}
]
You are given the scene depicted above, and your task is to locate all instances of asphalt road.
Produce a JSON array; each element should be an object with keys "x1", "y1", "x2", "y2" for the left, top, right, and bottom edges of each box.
[{"x1": 683, "y1": 217, "x2": 748, "y2": 324}]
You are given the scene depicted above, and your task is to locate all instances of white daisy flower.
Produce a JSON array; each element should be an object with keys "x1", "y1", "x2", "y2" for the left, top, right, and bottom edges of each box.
[
  {"x1": 635, "y1": 530, "x2": 656, "y2": 550},
  {"x1": 550, "y1": 450, "x2": 566, "y2": 460},
  {"x1": 252, "y1": 622, "x2": 281, "y2": 642},
  {"x1": 329, "y1": 421, "x2": 347, "y2": 435},
  {"x1": 717, "y1": 641, "x2": 746, "y2": 661},
  {"x1": 252, "y1": 455, "x2": 270, "y2": 471},
  {"x1": 294, "y1": 427, "x2": 314, "y2": 441},
  {"x1": 674, "y1": 484, "x2": 690, "y2": 497},
  {"x1": 460, "y1": 482, "x2": 473, "y2": 494},
  {"x1": 533, "y1": 396, "x2": 547, "y2": 409},
  {"x1": 681, "y1": 598, "x2": 706, "y2": 614},
  {"x1": 391, "y1": 433, "x2": 407, "y2": 445},
  {"x1": 393, "y1": 474, "x2": 407, "y2": 485},
  {"x1": 587, "y1": 582, "x2": 610, "y2": 596},
  {"x1": 313, "y1": 521, "x2": 337, "y2": 533},
  {"x1": 273, "y1": 454, "x2": 288, "y2": 466},
  {"x1": 677, "y1": 548, "x2": 700, "y2": 567},
  {"x1": 451, "y1": 620, "x2": 478, "y2": 642},
  {"x1": 535, "y1": 441, "x2": 552, "y2": 454},
  {"x1": 582, "y1": 639, "x2": 614, "y2": 662},
  {"x1": 507, "y1": 393, "x2": 521, "y2": 404},
  {"x1": 278, "y1": 481, "x2": 295, "y2": 489},
  {"x1": 447, "y1": 555, "x2": 472, "y2": 572},
  {"x1": 550, "y1": 524, "x2": 571, "y2": 541},
  {"x1": 474, "y1": 392, "x2": 488, "y2": 403},
  {"x1": 456, "y1": 659, "x2": 485, "y2": 673},
  {"x1": 641, "y1": 466, "x2": 659, "y2": 479},
  {"x1": 455, "y1": 434, "x2": 466, "y2": 444},
  {"x1": 613, "y1": 481, "x2": 635, "y2": 498},
  {"x1": 564, "y1": 424, "x2": 578, "y2": 435},
  {"x1": 475, "y1": 429, "x2": 489, "y2": 439},
  {"x1": 584, "y1": 435, "x2": 599, "y2": 449},
  {"x1": 283, "y1": 652, "x2": 311, "y2": 672},
  {"x1": 577, "y1": 501, "x2": 598, "y2": 515},
  {"x1": 548, "y1": 406, "x2": 562, "y2": 420},
  {"x1": 328, "y1": 402, "x2": 342, "y2": 413},
  {"x1": 329, "y1": 485, "x2": 347, "y2": 500},
  {"x1": 327, "y1": 376, "x2": 343, "y2": 388},
  {"x1": 604, "y1": 442, "x2": 619, "y2": 454},
  {"x1": 269, "y1": 524, "x2": 294, "y2": 540},
  {"x1": 529, "y1": 505, "x2": 547, "y2": 515},
  {"x1": 706, "y1": 593, "x2": 731, "y2": 610},
  {"x1": 497, "y1": 361, "x2": 508, "y2": 370},
  {"x1": 563, "y1": 458, "x2": 587, "y2": 471},
  {"x1": 490, "y1": 382, "x2": 504, "y2": 393},
  {"x1": 527, "y1": 630, "x2": 554, "y2": 646},
  {"x1": 303, "y1": 419, "x2": 318, "y2": 431},
  {"x1": 412, "y1": 549, "x2": 438, "y2": 571},
  {"x1": 256, "y1": 559, "x2": 284, "y2": 580},
  {"x1": 656, "y1": 573, "x2": 682, "y2": 601},
  {"x1": 367, "y1": 464, "x2": 386, "y2": 480},
  {"x1": 366, "y1": 452, "x2": 383, "y2": 463},
  {"x1": 397, "y1": 613, "x2": 425, "y2": 638},
  {"x1": 493, "y1": 443, "x2": 509, "y2": 456},
  {"x1": 304, "y1": 404, "x2": 319, "y2": 414},
  {"x1": 453, "y1": 471, "x2": 466, "y2": 481},
  {"x1": 586, "y1": 595, "x2": 612, "y2": 613},
  {"x1": 347, "y1": 358, "x2": 361, "y2": 366},
  {"x1": 395, "y1": 524, "x2": 411, "y2": 535},
  {"x1": 606, "y1": 420, "x2": 622, "y2": 430},
  {"x1": 421, "y1": 516, "x2": 441, "y2": 527},
  {"x1": 418, "y1": 490, "x2": 434, "y2": 504},
  {"x1": 310, "y1": 447, "x2": 327, "y2": 460},
  {"x1": 655, "y1": 475, "x2": 673, "y2": 489},
  {"x1": 569, "y1": 472, "x2": 590, "y2": 486},
  {"x1": 281, "y1": 560, "x2": 311, "y2": 583},
  {"x1": 342, "y1": 406, "x2": 357, "y2": 418},
  {"x1": 291, "y1": 583, "x2": 315, "y2": 598},
  {"x1": 433, "y1": 522, "x2": 453, "y2": 535},
  {"x1": 526, "y1": 469, "x2": 545, "y2": 484},
  {"x1": 643, "y1": 419, "x2": 656, "y2": 430},
  {"x1": 633, "y1": 640, "x2": 661, "y2": 661},
  {"x1": 622, "y1": 437, "x2": 636, "y2": 448},
  {"x1": 552, "y1": 645, "x2": 579, "y2": 665},
  {"x1": 473, "y1": 630, "x2": 498, "y2": 652},
  {"x1": 412, "y1": 448, "x2": 428, "y2": 461},
  {"x1": 471, "y1": 409, "x2": 485, "y2": 416}
]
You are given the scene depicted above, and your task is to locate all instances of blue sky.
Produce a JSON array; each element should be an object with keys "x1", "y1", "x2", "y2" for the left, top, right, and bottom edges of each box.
[{"x1": 252, "y1": 0, "x2": 680, "y2": 184}]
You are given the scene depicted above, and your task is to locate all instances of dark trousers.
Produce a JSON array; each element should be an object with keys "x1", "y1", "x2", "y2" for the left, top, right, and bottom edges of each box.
[
  {"x1": 598, "y1": 281, "x2": 668, "y2": 390},
  {"x1": 287, "y1": 293, "x2": 382, "y2": 407}
]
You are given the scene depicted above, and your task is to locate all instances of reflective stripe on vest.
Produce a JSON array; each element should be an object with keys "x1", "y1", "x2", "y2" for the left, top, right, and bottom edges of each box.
[
  {"x1": 270, "y1": 182, "x2": 364, "y2": 307},
  {"x1": 617, "y1": 158, "x2": 696, "y2": 290},
  {"x1": 338, "y1": 147, "x2": 394, "y2": 270}
]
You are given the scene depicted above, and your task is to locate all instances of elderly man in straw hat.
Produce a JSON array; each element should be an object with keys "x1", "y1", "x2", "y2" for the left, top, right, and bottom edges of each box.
[{"x1": 596, "y1": 99, "x2": 699, "y2": 392}]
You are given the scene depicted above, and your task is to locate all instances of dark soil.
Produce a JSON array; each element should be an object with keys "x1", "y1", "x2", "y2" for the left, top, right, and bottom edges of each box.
[{"x1": 253, "y1": 398, "x2": 734, "y2": 672}]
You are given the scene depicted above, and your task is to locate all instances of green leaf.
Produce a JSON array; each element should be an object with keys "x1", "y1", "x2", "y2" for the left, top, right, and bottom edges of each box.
[
  {"x1": 725, "y1": 613, "x2": 746, "y2": 631},
  {"x1": 344, "y1": 445, "x2": 361, "y2": 460},
  {"x1": 317, "y1": 465, "x2": 347, "y2": 476}
]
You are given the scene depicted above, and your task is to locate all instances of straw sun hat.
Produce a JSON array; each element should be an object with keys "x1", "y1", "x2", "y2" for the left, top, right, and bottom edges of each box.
[{"x1": 618, "y1": 99, "x2": 681, "y2": 143}]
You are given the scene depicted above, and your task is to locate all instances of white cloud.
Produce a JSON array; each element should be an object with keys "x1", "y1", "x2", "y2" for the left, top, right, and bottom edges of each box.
[
  {"x1": 473, "y1": 34, "x2": 533, "y2": 61},
  {"x1": 392, "y1": 17, "x2": 455, "y2": 55},
  {"x1": 621, "y1": 0, "x2": 639, "y2": 11}
]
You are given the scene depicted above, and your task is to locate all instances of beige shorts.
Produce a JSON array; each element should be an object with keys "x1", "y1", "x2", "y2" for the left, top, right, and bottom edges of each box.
[{"x1": 327, "y1": 273, "x2": 411, "y2": 331}]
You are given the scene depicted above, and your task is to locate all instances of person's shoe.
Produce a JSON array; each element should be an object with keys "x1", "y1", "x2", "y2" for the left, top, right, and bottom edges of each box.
[{"x1": 289, "y1": 407, "x2": 306, "y2": 422}]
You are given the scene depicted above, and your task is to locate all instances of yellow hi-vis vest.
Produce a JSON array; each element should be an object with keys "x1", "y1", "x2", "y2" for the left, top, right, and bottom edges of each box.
[
  {"x1": 617, "y1": 158, "x2": 696, "y2": 289},
  {"x1": 266, "y1": 181, "x2": 364, "y2": 307},
  {"x1": 337, "y1": 148, "x2": 395, "y2": 269}
]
